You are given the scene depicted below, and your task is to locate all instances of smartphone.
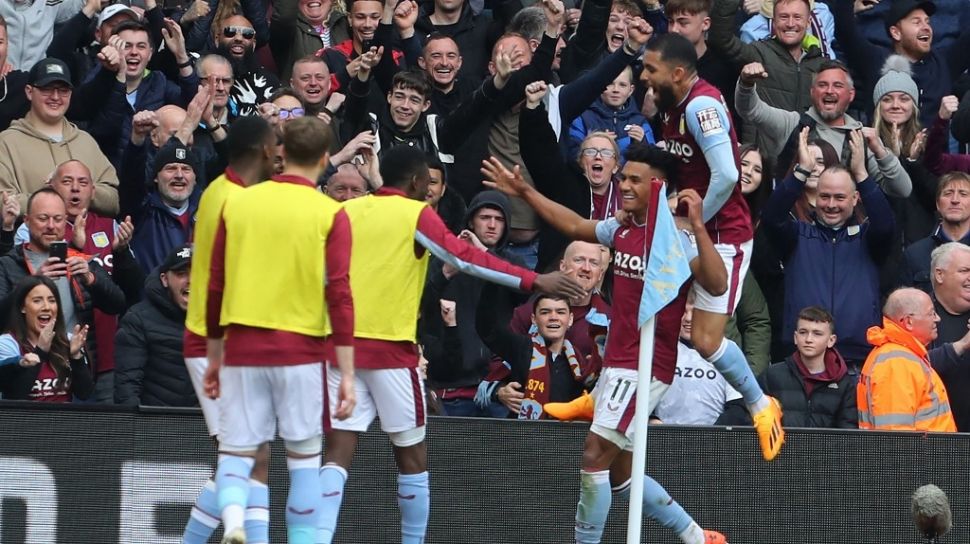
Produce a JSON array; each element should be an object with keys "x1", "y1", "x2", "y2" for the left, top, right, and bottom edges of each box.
[{"x1": 49, "y1": 241, "x2": 68, "y2": 262}]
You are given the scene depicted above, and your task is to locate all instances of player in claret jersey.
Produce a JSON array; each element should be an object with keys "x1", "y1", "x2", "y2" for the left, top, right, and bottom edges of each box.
[
  {"x1": 316, "y1": 146, "x2": 586, "y2": 544},
  {"x1": 642, "y1": 33, "x2": 784, "y2": 462},
  {"x1": 482, "y1": 140, "x2": 729, "y2": 544}
]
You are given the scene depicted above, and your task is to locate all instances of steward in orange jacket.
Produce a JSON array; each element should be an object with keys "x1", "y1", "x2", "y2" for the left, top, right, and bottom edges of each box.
[{"x1": 858, "y1": 309, "x2": 957, "y2": 432}]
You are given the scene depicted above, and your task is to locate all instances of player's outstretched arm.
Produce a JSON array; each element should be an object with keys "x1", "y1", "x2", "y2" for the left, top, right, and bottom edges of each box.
[
  {"x1": 481, "y1": 156, "x2": 600, "y2": 243},
  {"x1": 413, "y1": 208, "x2": 587, "y2": 300},
  {"x1": 679, "y1": 189, "x2": 727, "y2": 296}
]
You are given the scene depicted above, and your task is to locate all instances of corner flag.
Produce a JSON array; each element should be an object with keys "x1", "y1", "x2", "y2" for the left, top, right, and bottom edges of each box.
[
  {"x1": 627, "y1": 178, "x2": 695, "y2": 544},
  {"x1": 638, "y1": 179, "x2": 692, "y2": 327}
]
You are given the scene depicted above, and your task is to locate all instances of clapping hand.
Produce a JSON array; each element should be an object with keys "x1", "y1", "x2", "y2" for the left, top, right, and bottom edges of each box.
[
  {"x1": 113, "y1": 216, "x2": 134, "y2": 251},
  {"x1": 72, "y1": 209, "x2": 87, "y2": 249},
  {"x1": 69, "y1": 324, "x2": 89, "y2": 359}
]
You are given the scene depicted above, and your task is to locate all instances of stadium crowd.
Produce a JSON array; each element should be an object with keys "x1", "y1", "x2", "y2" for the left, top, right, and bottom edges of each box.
[{"x1": 0, "y1": 0, "x2": 968, "y2": 436}]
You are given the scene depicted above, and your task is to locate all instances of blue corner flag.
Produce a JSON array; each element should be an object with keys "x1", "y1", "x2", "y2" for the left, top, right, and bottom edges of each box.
[{"x1": 638, "y1": 180, "x2": 692, "y2": 328}]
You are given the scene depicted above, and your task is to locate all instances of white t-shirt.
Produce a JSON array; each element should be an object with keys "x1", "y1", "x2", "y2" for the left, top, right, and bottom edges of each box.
[{"x1": 654, "y1": 341, "x2": 742, "y2": 425}]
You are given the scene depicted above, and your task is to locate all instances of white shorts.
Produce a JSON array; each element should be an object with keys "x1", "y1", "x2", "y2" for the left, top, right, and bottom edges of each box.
[
  {"x1": 327, "y1": 365, "x2": 426, "y2": 435},
  {"x1": 218, "y1": 364, "x2": 324, "y2": 450},
  {"x1": 185, "y1": 357, "x2": 221, "y2": 437},
  {"x1": 692, "y1": 239, "x2": 753, "y2": 315},
  {"x1": 590, "y1": 367, "x2": 670, "y2": 451}
]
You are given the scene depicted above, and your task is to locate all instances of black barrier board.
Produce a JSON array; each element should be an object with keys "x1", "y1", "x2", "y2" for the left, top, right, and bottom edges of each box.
[{"x1": 0, "y1": 403, "x2": 967, "y2": 543}]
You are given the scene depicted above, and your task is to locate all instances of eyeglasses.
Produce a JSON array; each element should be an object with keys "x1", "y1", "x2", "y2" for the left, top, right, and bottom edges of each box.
[
  {"x1": 35, "y1": 86, "x2": 72, "y2": 97},
  {"x1": 278, "y1": 107, "x2": 305, "y2": 120},
  {"x1": 223, "y1": 26, "x2": 256, "y2": 39},
  {"x1": 581, "y1": 148, "x2": 616, "y2": 159},
  {"x1": 201, "y1": 77, "x2": 233, "y2": 87}
]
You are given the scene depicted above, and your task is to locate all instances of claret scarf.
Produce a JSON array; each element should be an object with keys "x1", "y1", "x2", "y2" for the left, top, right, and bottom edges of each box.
[{"x1": 518, "y1": 332, "x2": 584, "y2": 420}]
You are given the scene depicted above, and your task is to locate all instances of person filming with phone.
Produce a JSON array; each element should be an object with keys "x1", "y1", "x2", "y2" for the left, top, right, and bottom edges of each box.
[{"x1": 0, "y1": 187, "x2": 126, "y2": 399}]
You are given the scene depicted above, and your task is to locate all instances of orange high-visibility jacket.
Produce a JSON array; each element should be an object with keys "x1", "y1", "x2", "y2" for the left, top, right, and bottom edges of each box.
[{"x1": 857, "y1": 318, "x2": 956, "y2": 432}]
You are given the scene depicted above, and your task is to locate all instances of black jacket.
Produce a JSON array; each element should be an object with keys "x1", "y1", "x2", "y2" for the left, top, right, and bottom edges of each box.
[
  {"x1": 0, "y1": 244, "x2": 127, "y2": 367},
  {"x1": 928, "y1": 297, "x2": 970, "y2": 432},
  {"x1": 114, "y1": 271, "x2": 195, "y2": 407},
  {"x1": 435, "y1": 186, "x2": 467, "y2": 235},
  {"x1": 760, "y1": 350, "x2": 858, "y2": 429},
  {"x1": 519, "y1": 104, "x2": 593, "y2": 272},
  {"x1": 421, "y1": 190, "x2": 524, "y2": 389},
  {"x1": 0, "y1": 343, "x2": 94, "y2": 401},
  {"x1": 476, "y1": 282, "x2": 585, "y2": 404},
  {"x1": 415, "y1": 3, "x2": 495, "y2": 81},
  {"x1": 341, "y1": 67, "x2": 505, "y2": 164},
  {"x1": 899, "y1": 225, "x2": 970, "y2": 293}
]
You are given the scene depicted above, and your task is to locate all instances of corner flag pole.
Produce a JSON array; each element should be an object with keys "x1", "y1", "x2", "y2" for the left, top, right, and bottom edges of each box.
[{"x1": 626, "y1": 316, "x2": 656, "y2": 544}]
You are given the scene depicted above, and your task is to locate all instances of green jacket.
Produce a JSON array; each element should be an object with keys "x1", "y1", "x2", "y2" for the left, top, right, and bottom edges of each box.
[
  {"x1": 271, "y1": 0, "x2": 351, "y2": 81},
  {"x1": 708, "y1": 0, "x2": 825, "y2": 169},
  {"x1": 725, "y1": 273, "x2": 772, "y2": 376}
]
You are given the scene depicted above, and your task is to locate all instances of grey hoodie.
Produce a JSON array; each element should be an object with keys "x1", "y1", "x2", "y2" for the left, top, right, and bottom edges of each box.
[
  {"x1": 1, "y1": 0, "x2": 84, "y2": 71},
  {"x1": 0, "y1": 117, "x2": 120, "y2": 215}
]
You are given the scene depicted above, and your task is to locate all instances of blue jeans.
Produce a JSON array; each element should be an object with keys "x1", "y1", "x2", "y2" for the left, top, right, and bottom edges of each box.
[
  {"x1": 440, "y1": 398, "x2": 509, "y2": 418},
  {"x1": 505, "y1": 237, "x2": 539, "y2": 271}
]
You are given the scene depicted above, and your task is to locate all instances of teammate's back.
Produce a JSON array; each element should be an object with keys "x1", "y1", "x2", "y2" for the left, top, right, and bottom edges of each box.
[
  {"x1": 342, "y1": 193, "x2": 429, "y2": 343},
  {"x1": 218, "y1": 180, "x2": 344, "y2": 336},
  {"x1": 185, "y1": 172, "x2": 247, "y2": 338},
  {"x1": 204, "y1": 117, "x2": 357, "y2": 544}
]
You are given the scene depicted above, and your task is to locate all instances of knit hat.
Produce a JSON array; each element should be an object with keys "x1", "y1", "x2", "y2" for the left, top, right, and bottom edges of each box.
[
  {"x1": 872, "y1": 55, "x2": 919, "y2": 105},
  {"x1": 154, "y1": 143, "x2": 200, "y2": 179}
]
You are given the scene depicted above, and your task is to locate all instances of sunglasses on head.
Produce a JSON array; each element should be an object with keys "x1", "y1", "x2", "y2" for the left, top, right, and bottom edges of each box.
[{"x1": 223, "y1": 26, "x2": 256, "y2": 39}]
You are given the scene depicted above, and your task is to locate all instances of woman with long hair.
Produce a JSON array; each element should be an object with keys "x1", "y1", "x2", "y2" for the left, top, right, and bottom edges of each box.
[
  {"x1": 739, "y1": 144, "x2": 769, "y2": 221},
  {"x1": 869, "y1": 56, "x2": 958, "y2": 294},
  {"x1": 872, "y1": 56, "x2": 923, "y2": 162},
  {"x1": 0, "y1": 276, "x2": 92, "y2": 402},
  {"x1": 869, "y1": 55, "x2": 944, "y2": 246}
]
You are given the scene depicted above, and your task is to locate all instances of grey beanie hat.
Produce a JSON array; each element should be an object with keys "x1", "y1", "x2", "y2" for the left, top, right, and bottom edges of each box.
[{"x1": 873, "y1": 54, "x2": 919, "y2": 105}]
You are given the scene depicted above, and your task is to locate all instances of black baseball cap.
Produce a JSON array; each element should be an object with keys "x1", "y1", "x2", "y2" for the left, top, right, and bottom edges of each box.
[
  {"x1": 885, "y1": 0, "x2": 936, "y2": 30},
  {"x1": 28, "y1": 58, "x2": 73, "y2": 88},
  {"x1": 161, "y1": 245, "x2": 192, "y2": 272}
]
